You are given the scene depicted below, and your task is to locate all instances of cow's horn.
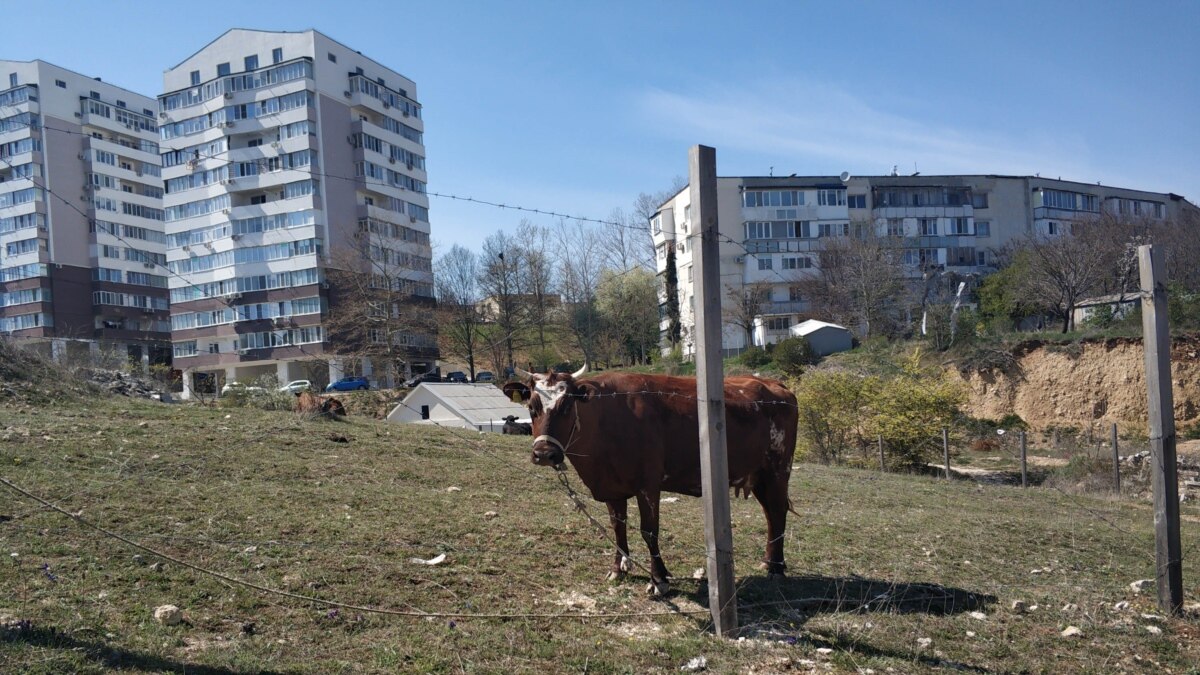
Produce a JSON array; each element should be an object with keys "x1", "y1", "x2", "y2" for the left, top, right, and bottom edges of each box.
[
  {"x1": 571, "y1": 363, "x2": 588, "y2": 379},
  {"x1": 514, "y1": 366, "x2": 534, "y2": 379}
]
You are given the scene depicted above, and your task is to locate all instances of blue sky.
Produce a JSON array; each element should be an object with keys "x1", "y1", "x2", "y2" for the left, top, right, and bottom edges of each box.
[{"x1": 4, "y1": 1, "x2": 1198, "y2": 252}]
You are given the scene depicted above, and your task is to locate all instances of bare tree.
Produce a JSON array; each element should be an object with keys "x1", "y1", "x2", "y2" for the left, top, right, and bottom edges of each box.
[
  {"x1": 515, "y1": 220, "x2": 557, "y2": 357},
  {"x1": 435, "y1": 245, "x2": 484, "y2": 379},
  {"x1": 722, "y1": 281, "x2": 774, "y2": 347},
  {"x1": 554, "y1": 219, "x2": 604, "y2": 365},
  {"x1": 1015, "y1": 226, "x2": 1113, "y2": 333},
  {"x1": 323, "y1": 232, "x2": 437, "y2": 386},
  {"x1": 596, "y1": 267, "x2": 659, "y2": 364},
  {"x1": 479, "y1": 230, "x2": 527, "y2": 371},
  {"x1": 795, "y1": 227, "x2": 910, "y2": 338}
]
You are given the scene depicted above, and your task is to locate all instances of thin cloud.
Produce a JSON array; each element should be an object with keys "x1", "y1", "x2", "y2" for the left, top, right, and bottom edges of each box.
[{"x1": 636, "y1": 78, "x2": 1097, "y2": 180}]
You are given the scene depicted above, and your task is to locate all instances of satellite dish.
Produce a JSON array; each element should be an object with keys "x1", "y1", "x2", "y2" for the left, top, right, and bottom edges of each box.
[{"x1": 839, "y1": 171, "x2": 851, "y2": 182}]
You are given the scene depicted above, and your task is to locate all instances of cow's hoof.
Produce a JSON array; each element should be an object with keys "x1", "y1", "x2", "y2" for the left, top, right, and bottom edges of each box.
[
  {"x1": 606, "y1": 570, "x2": 627, "y2": 582},
  {"x1": 619, "y1": 556, "x2": 633, "y2": 573},
  {"x1": 646, "y1": 579, "x2": 670, "y2": 597}
]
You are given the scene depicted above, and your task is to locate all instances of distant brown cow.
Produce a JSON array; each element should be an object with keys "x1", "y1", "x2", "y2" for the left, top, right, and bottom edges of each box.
[{"x1": 521, "y1": 365, "x2": 798, "y2": 595}]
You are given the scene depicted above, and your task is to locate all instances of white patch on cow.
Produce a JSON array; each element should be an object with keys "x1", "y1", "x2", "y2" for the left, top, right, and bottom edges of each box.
[
  {"x1": 619, "y1": 555, "x2": 632, "y2": 573},
  {"x1": 769, "y1": 422, "x2": 786, "y2": 454},
  {"x1": 532, "y1": 375, "x2": 569, "y2": 412}
]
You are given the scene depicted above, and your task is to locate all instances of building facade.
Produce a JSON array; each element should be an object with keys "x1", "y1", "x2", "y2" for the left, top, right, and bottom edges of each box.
[
  {"x1": 652, "y1": 174, "x2": 1194, "y2": 356},
  {"x1": 0, "y1": 60, "x2": 168, "y2": 368},
  {"x1": 158, "y1": 29, "x2": 436, "y2": 397}
]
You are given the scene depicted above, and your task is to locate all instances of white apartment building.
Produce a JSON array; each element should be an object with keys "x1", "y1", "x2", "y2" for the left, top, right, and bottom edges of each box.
[
  {"x1": 0, "y1": 60, "x2": 168, "y2": 367},
  {"x1": 159, "y1": 29, "x2": 436, "y2": 397},
  {"x1": 652, "y1": 174, "x2": 1195, "y2": 355}
]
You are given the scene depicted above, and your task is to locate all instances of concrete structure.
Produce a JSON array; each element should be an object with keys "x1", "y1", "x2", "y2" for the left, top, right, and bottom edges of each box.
[
  {"x1": 0, "y1": 60, "x2": 168, "y2": 368},
  {"x1": 788, "y1": 319, "x2": 853, "y2": 356},
  {"x1": 652, "y1": 174, "x2": 1194, "y2": 356},
  {"x1": 1071, "y1": 292, "x2": 1139, "y2": 328},
  {"x1": 159, "y1": 29, "x2": 436, "y2": 398},
  {"x1": 387, "y1": 382, "x2": 529, "y2": 432}
]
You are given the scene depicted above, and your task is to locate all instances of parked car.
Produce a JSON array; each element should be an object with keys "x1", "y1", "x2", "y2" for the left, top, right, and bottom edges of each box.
[
  {"x1": 445, "y1": 371, "x2": 468, "y2": 383},
  {"x1": 402, "y1": 371, "x2": 442, "y2": 387},
  {"x1": 220, "y1": 381, "x2": 265, "y2": 396},
  {"x1": 325, "y1": 376, "x2": 370, "y2": 392},
  {"x1": 474, "y1": 371, "x2": 495, "y2": 383},
  {"x1": 278, "y1": 379, "x2": 313, "y2": 395}
]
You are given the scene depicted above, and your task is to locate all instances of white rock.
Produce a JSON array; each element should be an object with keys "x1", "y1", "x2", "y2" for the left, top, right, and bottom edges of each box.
[
  {"x1": 969, "y1": 611, "x2": 987, "y2": 620},
  {"x1": 1140, "y1": 613, "x2": 1165, "y2": 622},
  {"x1": 966, "y1": 631, "x2": 976, "y2": 638},
  {"x1": 692, "y1": 568, "x2": 706, "y2": 580},
  {"x1": 153, "y1": 605, "x2": 183, "y2": 626},
  {"x1": 1113, "y1": 601, "x2": 1130, "y2": 611},
  {"x1": 916, "y1": 638, "x2": 932, "y2": 649},
  {"x1": 1130, "y1": 579, "x2": 1154, "y2": 593},
  {"x1": 484, "y1": 511, "x2": 498, "y2": 519},
  {"x1": 1011, "y1": 600, "x2": 1028, "y2": 613},
  {"x1": 409, "y1": 553, "x2": 447, "y2": 566},
  {"x1": 680, "y1": 655, "x2": 707, "y2": 672},
  {"x1": 446, "y1": 486, "x2": 462, "y2": 493},
  {"x1": 1061, "y1": 603, "x2": 1079, "y2": 613},
  {"x1": 662, "y1": 497, "x2": 680, "y2": 503},
  {"x1": 816, "y1": 647, "x2": 834, "y2": 656},
  {"x1": 1144, "y1": 625, "x2": 1163, "y2": 635},
  {"x1": 1060, "y1": 626, "x2": 1082, "y2": 638}
]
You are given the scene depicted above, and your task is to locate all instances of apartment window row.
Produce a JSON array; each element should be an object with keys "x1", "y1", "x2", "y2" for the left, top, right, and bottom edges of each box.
[
  {"x1": 0, "y1": 287, "x2": 48, "y2": 307},
  {"x1": 1038, "y1": 189, "x2": 1099, "y2": 212},
  {"x1": 168, "y1": 237, "x2": 321, "y2": 274},
  {"x1": 0, "y1": 112, "x2": 38, "y2": 134},
  {"x1": 355, "y1": 161, "x2": 426, "y2": 193},
  {"x1": 106, "y1": 135, "x2": 160, "y2": 156},
  {"x1": 781, "y1": 256, "x2": 813, "y2": 270},
  {"x1": 0, "y1": 138, "x2": 41, "y2": 160},
  {"x1": 378, "y1": 114, "x2": 423, "y2": 145},
  {"x1": 88, "y1": 173, "x2": 164, "y2": 199},
  {"x1": 0, "y1": 85, "x2": 33, "y2": 108},
  {"x1": 160, "y1": 90, "x2": 311, "y2": 140},
  {"x1": 348, "y1": 74, "x2": 421, "y2": 119},
  {"x1": 368, "y1": 195, "x2": 428, "y2": 220},
  {"x1": 0, "y1": 212, "x2": 42, "y2": 234},
  {"x1": 235, "y1": 325, "x2": 324, "y2": 351},
  {"x1": 92, "y1": 291, "x2": 168, "y2": 310},
  {"x1": 0, "y1": 187, "x2": 40, "y2": 209},
  {"x1": 162, "y1": 138, "x2": 227, "y2": 168},
  {"x1": 0, "y1": 262, "x2": 46, "y2": 282},
  {"x1": 168, "y1": 209, "x2": 315, "y2": 248},
  {"x1": 1109, "y1": 198, "x2": 1165, "y2": 219},
  {"x1": 4, "y1": 237, "x2": 40, "y2": 257},
  {"x1": 0, "y1": 162, "x2": 39, "y2": 183},
  {"x1": 164, "y1": 193, "x2": 230, "y2": 223},
  {"x1": 350, "y1": 132, "x2": 426, "y2": 170},
  {"x1": 817, "y1": 189, "x2": 846, "y2": 206},
  {"x1": 94, "y1": 267, "x2": 168, "y2": 288},
  {"x1": 902, "y1": 248, "x2": 942, "y2": 267},
  {"x1": 163, "y1": 59, "x2": 313, "y2": 111},
  {"x1": 874, "y1": 187, "x2": 972, "y2": 208},
  {"x1": 166, "y1": 166, "x2": 228, "y2": 193},
  {"x1": 92, "y1": 220, "x2": 167, "y2": 244},
  {"x1": 171, "y1": 296, "x2": 322, "y2": 330},
  {"x1": 372, "y1": 275, "x2": 434, "y2": 298},
  {"x1": 357, "y1": 218, "x2": 431, "y2": 246},
  {"x1": 85, "y1": 99, "x2": 157, "y2": 132},
  {"x1": 764, "y1": 318, "x2": 790, "y2": 331},
  {"x1": 745, "y1": 220, "x2": 849, "y2": 240},
  {"x1": 367, "y1": 244, "x2": 433, "y2": 272},
  {"x1": 173, "y1": 341, "x2": 197, "y2": 357},
  {"x1": 743, "y1": 190, "x2": 804, "y2": 208},
  {"x1": 170, "y1": 267, "x2": 320, "y2": 303},
  {"x1": 231, "y1": 149, "x2": 316, "y2": 177},
  {"x1": 0, "y1": 312, "x2": 50, "y2": 332}
]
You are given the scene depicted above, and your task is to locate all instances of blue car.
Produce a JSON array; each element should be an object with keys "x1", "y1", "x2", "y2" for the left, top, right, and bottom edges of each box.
[{"x1": 325, "y1": 376, "x2": 370, "y2": 392}]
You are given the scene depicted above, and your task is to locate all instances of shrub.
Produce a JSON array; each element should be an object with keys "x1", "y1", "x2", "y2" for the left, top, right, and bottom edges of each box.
[
  {"x1": 738, "y1": 346, "x2": 772, "y2": 368},
  {"x1": 793, "y1": 369, "x2": 874, "y2": 464},
  {"x1": 773, "y1": 337, "x2": 816, "y2": 375},
  {"x1": 218, "y1": 374, "x2": 295, "y2": 411}
]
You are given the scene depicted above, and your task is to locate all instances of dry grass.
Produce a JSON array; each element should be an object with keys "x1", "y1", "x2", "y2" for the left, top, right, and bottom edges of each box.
[{"x1": 1, "y1": 393, "x2": 1199, "y2": 673}]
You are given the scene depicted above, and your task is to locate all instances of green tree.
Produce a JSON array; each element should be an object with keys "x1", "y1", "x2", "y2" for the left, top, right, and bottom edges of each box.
[{"x1": 595, "y1": 267, "x2": 659, "y2": 365}]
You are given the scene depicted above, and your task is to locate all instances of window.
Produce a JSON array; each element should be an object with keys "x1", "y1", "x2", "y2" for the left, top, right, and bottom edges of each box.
[
  {"x1": 190, "y1": 70, "x2": 200, "y2": 86},
  {"x1": 1047, "y1": 221, "x2": 1059, "y2": 236},
  {"x1": 217, "y1": 62, "x2": 231, "y2": 77},
  {"x1": 272, "y1": 48, "x2": 283, "y2": 64},
  {"x1": 8, "y1": 74, "x2": 15, "y2": 88},
  {"x1": 887, "y1": 218, "x2": 904, "y2": 236},
  {"x1": 757, "y1": 257, "x2": 773, "y2": 271},
  {"x1": 817, "y1": 189, "x2": 846, "y2": 206},
  {"x1": 817, "y1": 222, "x2": 848, "y2": 237},
  {"x1": 976, "y1": 251, "x2": 987, "y2": 266},
  {"x1": 55, "y1": 79, "x2": 66, "y2": 88},
  {"x1": 116, "y1": 100, "x2": 126, "y2": 108},
  {"x1": 651, "y1": 215, "x2": 661, "y2": 235},
  {"x1": 972, "y1": 192, "x2": 989, "y2": 209},
  {"x1": 742, "y1": 190, "x2": 803, "y2": 208},
  {"x1": 244, "y1": 55, "x2": 259, "y2": 71},
  {"x1": 89, "y1": 90, "x2": 99, "y2": 100},
  {"x1": 948, "y1": 217, "x2": 970, "y2": 235},
  {"x1": 782, "y1": 256, "x2": 812, "y2": 270},
  {"x1": 686, "y1": 266, "x2": 693, "y2": 282},
  {"x1": 250, "y1": 195, "x2": 267, "y2": 205},
  {"x1": 789, "y1": 287, "x2": 803, "y2": 302},
  {"x1": 766, "y1": 317, "x2": 789, "y2": 331},
  {"x1": 328, "y1": 52, "x2": 337, "y2": 63},
  {"x1": 919, "y1": 218, "x2": 938, "y2": 236},
  {"x1": 848, "y1": 194, "x2": 866, "y2": 209},
  {"x1": 975, "y1": 221, "x2": 990, "y2": 237}
]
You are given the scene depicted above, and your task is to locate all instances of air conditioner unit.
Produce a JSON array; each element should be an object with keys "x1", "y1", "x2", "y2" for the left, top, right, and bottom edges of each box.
[
  {"x1": 238, "y1": 348, "x2": 251, "y2": 355},
  {"x1": 271, "y1": 141, "x2": 281, "y2": 149},
  {"x1": 222, "y1": 208, "x2": 231, "y2": 214},
  {"x1": 224, "y1": 92, "x2": 233, "y2": 100},
  {"x1": 230, "y1": 233, "x2": 242, "y2": 241},
  {"x1": 222, "y1": 179, "x2": 234, "y2": 185},
  {"x1": 228, "y1": 292, "x2": 243, "y2": 301},
  {"x1": 77, "y1": 153, "x2": 86, "y2": 160},
  {"x1": 402, "y1": 110, "x2": 409, "y2": 118},
  {"x1": 135, "y1": 170, "x2": 142, "y2": 177},
  {"x1": 406, "y1": 162, "x2": 414, "y2": 171},
  {"x1": 74, "y1": 112, "x2": 82, "y2": 118},
  {"x1": 223, "y1": 121, "x2": 235, "y2": 128},
  {"x1": 186, "y1": 159, "x2": 198, "y2": 169},
  {"x1": 159, "y1": 112, "x2": 167, "y2": 119},
  {"x1": 80, "y1": 195, "x2": 88, "y2": 201},
  {"x1": 409, "y1": 215, "x2": 417, "y2": 223},
  {"x1": 319, "y1": 281, "x2": 330, "y2": 290},
  {"x1": 735, "y1": 255, "x2": 745, "y2": 263},
  {"x1": 343, "y1": 91, "x2": 352, "y2": 98},
  {"x1": 124, "y1": 124, "x2": 134, "y2": 130},
  {"x1": 142, "y1": 262, "x2": 155, "y2": 269},
  {"x1": 382, "y1": 102, "x2": 391, "y2": 109},
  {"x1": 182, "y1": 245, "x2": 190, "y2": 251},
  {"x1": 388, "y1": 157, "x2": 395, "y2": 164}
]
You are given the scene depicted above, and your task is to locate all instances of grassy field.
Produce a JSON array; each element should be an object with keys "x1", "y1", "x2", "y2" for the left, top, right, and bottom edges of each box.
[{"x1": 2, "y1": 392, "x2": 1199, "y2": 674}]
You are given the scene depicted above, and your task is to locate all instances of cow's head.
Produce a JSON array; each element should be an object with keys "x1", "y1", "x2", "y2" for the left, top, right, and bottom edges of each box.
[
  {"x1": 502, "y1": 415, "x2": 518, "y2": 423},
  {"x1": 517, "y1": 364, "x2": 592, "y2": 468}
]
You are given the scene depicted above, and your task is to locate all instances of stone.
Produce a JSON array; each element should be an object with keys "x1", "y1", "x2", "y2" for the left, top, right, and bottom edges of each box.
[
  {"x1": 680, "y1": 656, "x2": 707, "y2": 672},
  {"x1": 446, "y1": 486, "x2": 462, "y2": 493},
  {"x1": 916, "y1": 638, "x2": 932, "y2": 649},
  {"x1": 1011, "y1": 600, "x2": 1028, "y2": 614},
  {"x1": 816, "y1": 647, "x2": 835, "y2": 656},
  {"x1": 1060, "y1": 626, "x2": 1082, "y2": 638},
  {"x1": 1061, "y1": 603, "x2": 1079, "y2": 613},
  {"x1": 1130, "y1": 579, "x2": 1154, "y2": 593},
  {"x1": 692, "y1": 568, "x2": 706, "y2": 580},
  {"x1": 1113, "y1": 601, "x2": 1130, "y2": 611},
  {"x1": 154, "y1": 605, "x2": 183, "y2": 626},
  {"x1": 969, "y1": 611, "x2": 987, "y2": 620},
  {"x1": 484, "y1": 511, "x2": 498, "y2": 519},
  {"x1": 1145, "y1": 625, "x2": 1163, "y2": 635}
]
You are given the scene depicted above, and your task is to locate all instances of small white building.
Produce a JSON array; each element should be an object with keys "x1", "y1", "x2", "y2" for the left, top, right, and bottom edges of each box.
[
  {"x1": 790, "y1": 319, "x2": 853, "y2": 356},
  {"x1": 1071, "y1": 293, "x2": 1138, "y2": 327},
  {"x1": 387, "y1": 383, "x2": 530, "y2": 432}
]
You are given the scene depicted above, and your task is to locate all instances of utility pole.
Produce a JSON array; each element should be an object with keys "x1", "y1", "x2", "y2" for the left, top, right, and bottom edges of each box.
[
  {"x1": 1138, "y1": 244, "x2": 1183, "y2": 614},
  {"x1": 690, "y1": 145, "x2": 737, "y2": 636}
]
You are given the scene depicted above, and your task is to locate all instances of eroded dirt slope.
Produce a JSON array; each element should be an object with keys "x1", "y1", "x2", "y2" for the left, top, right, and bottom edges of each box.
[{"x1": 952, "y1": 335, "x2": 1200, "y2": 432}]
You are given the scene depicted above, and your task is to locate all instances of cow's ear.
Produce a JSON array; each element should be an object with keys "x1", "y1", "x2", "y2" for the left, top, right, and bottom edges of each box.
[{"x1": 576, "y1": 382, "x2": 600, "y2": 402}]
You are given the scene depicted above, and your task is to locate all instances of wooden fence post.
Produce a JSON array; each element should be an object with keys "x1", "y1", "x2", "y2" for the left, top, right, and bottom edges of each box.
[
  {"x1": 878, "y1": 435, "x2": 885, "y2": 471},
  {"x1": 943, "y1": 427, "x2": 950, "y2": 479},
  {"x1": 1111, "y1": 423, "x2": 1120, "y2": 495},
  {"x1": 1138, "y1": 244, "x2": 1183, "y2": 614},
  {"x1": 1020, "y1": 431, "x2": 1028, "y2": 489}
]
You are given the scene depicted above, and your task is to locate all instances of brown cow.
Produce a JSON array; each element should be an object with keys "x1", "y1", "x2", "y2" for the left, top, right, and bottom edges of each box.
[{"x1": 521, "y1": 365, "x2": 798, "y2": 595}]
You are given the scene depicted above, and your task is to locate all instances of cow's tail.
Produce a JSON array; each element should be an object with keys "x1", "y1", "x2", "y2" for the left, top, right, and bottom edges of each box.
[{"x1": 786, "y1": 496, "x2": 799, "y2": 516}]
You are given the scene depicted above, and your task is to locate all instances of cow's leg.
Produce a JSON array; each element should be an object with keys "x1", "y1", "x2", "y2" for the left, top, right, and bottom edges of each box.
[
  {"x1": 751, "y1": 476, "x2": 789, "y2": 578},
  {"x1": 605, "y1": 499, "x2": 632, "y2": 581},
  {"x1": 635, "y1": 490, "x2": 670, "y2": 596}
]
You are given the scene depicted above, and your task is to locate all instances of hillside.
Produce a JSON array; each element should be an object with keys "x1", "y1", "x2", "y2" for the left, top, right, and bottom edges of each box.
[
  {"x1": 952, "y1": 334, "x2": 1200, "y2": 433},
  {"x1": 2, "y1": 383, "x2": 1199, "y2": 672}
]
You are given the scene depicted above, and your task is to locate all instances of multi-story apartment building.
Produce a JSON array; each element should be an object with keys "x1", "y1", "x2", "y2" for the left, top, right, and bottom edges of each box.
[
  {"x1": 158, "y1": 30, "x2": 436, "y2": 397},
  {"x1": 652, "y1": 174, "x2": 1195, "y2": 355},
  {"x1": 0, "y1": 60, "x2": 168, "y2": 367}
]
